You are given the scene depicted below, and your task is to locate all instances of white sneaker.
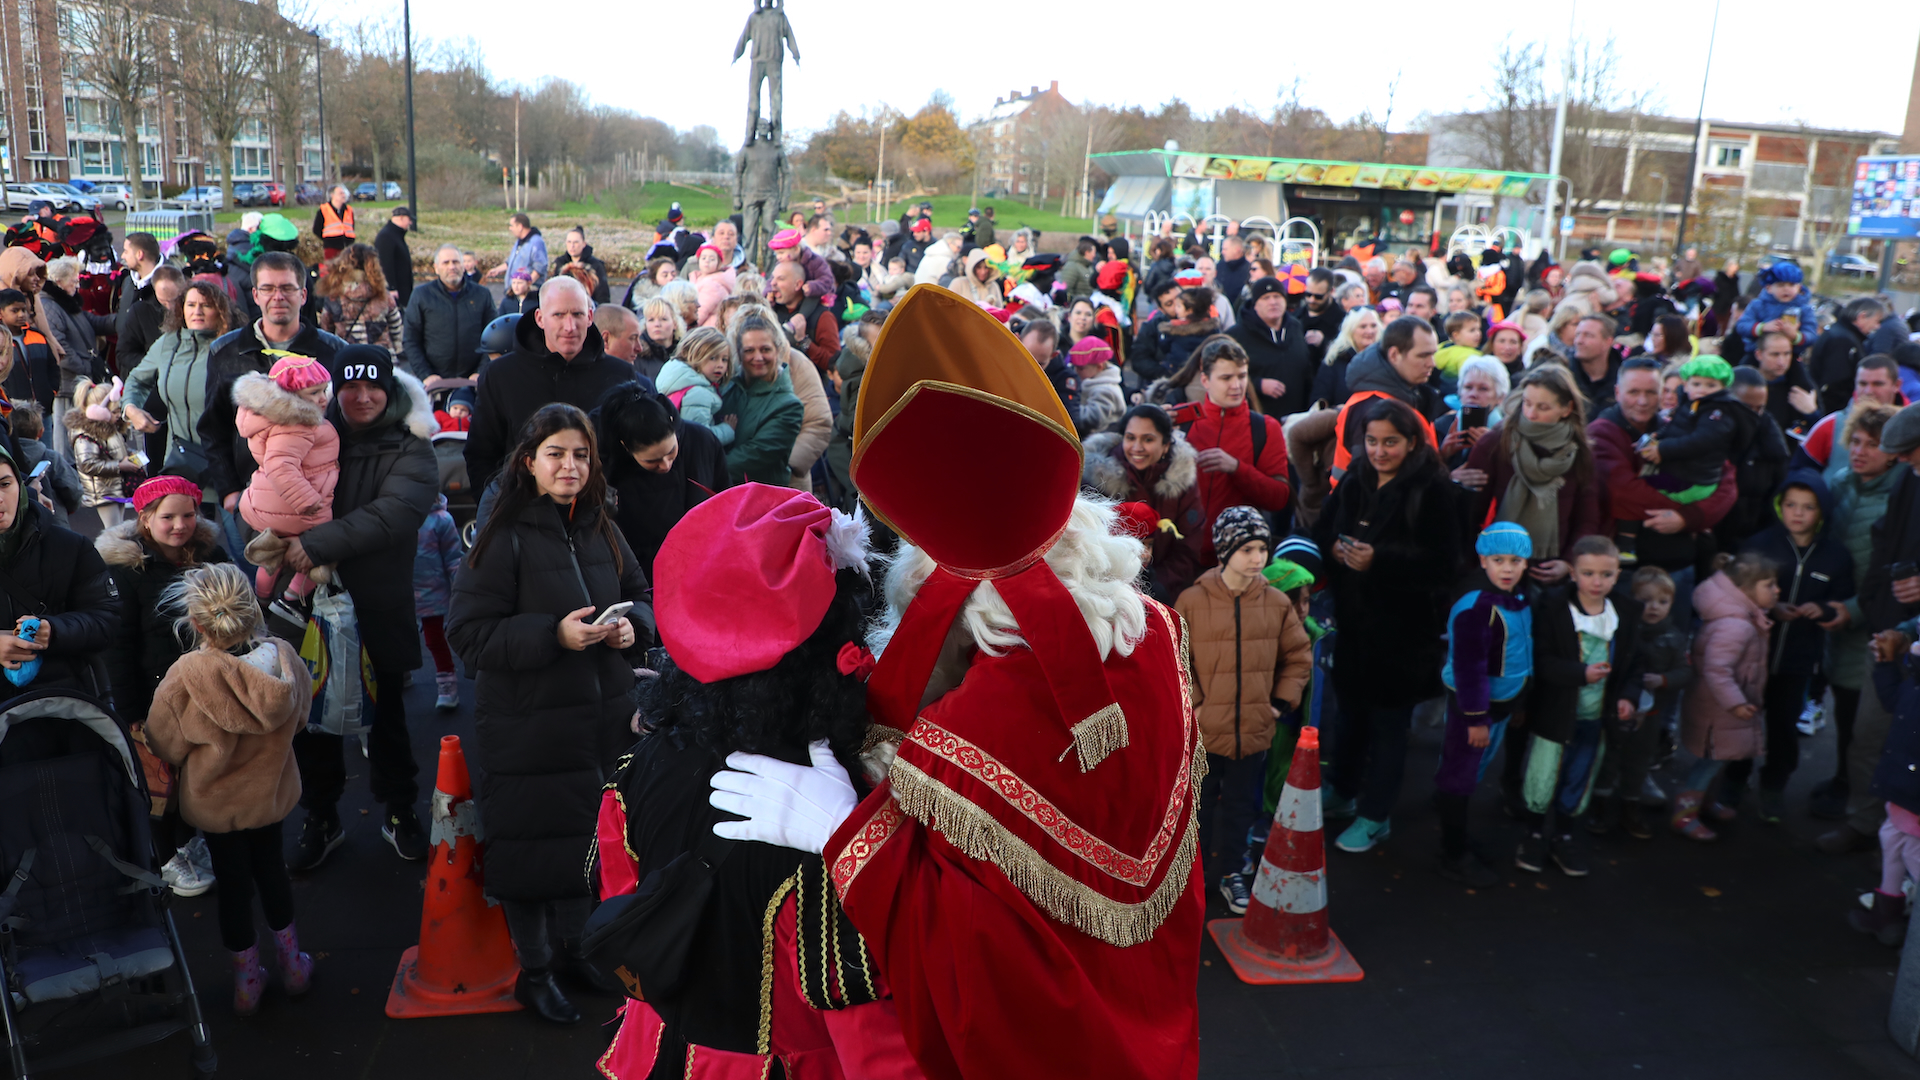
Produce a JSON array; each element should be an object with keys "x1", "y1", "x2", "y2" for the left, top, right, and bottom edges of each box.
[
  {"x1": 1797, "y1": 701, "x2": 1826, "y2": 736},
  {"x1": 161, "y1": 846, "x2": 215, "y2": 898},
  {"x1": 434, "y1": 673, "x2": 459, "y2": 712}
]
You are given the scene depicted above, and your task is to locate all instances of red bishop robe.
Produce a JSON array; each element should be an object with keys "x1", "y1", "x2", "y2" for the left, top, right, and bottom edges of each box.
[{"x1": 826, "y1": 597, "x2": 1204, "y2": 1080}]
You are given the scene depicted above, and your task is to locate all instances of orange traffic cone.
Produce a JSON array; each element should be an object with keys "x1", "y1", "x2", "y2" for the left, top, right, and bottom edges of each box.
[
  {"x1": 1208, "y1": 726, "x2": 1364, "y2": 984},
  {"x1": 386, "y1": 735, "x2": 524, "y2": 1017}
]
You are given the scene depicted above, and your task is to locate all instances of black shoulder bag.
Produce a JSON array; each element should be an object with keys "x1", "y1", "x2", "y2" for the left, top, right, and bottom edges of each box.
[{"x1": 579, "y1": 829, "x2": 732, "y2": 1002}]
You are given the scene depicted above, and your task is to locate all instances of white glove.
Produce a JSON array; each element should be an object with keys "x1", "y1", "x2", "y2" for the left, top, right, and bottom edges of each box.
[{"x1": 709, "y1": 739, "x2": 858, "y2": 854}]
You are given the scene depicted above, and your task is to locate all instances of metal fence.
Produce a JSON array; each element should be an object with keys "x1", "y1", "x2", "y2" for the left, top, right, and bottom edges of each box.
[{"x1": 125, "y1": 208, "x2": 215, "y2": 242}]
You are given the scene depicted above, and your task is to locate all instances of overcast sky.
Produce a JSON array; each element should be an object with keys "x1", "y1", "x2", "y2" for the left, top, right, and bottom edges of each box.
[{"x1": 346, "y1": 1, "x2": 1919, "y2": 146}]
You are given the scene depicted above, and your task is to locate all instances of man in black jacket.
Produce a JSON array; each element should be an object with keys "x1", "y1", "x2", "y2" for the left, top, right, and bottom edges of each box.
[
  {"x1": 282, "y1": 346, "x2": 439, "y2": 869},
  {"x1": 197, "y1": 252, "x2": 346, "y2": 528},
  {"x1": 1296, "y1": 268, "x2": 1344, "y2": 366},
  {"x1": 115, "y1": 232, "x2": 164, "y2": 369},
  {"x1": 374, "y1": 206, "x2": 414, "y2": 308},
  {"x1": 466, "y1": 276, "x2": 636, "y2": 493},
  {"x1": 1213, "y1": 235, "x2": 1251, "y2": 311},
  {"x1": 1808, "y1": 297, "x2": 1887, "y2": 415},
  {"x1": 1228, "y1": 277, "x2": 1314, "y2": 418},
  {"x1": 550, "y1": 226, "x2": 611, "y2": 305},
  {"x1": 403, "y1": 244, "x2": 497, "y2": 388}
]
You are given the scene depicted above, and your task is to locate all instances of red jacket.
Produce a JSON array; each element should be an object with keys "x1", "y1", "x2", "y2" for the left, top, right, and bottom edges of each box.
[
  {"x1": 1183, "y1": 399, "x2": 1289, "y2": 558},
  {"x1": 1588, "y1": 409, "x2": 1736, "y2": 530}
]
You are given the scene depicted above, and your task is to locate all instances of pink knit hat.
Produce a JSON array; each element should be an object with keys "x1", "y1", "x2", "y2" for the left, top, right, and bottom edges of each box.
[
  {"x1": 270, "y1": 354, "x2": 331, "y2": 392},
  {"x1": 767, "y1": 228, "x2": 803, "y2": 251},
  {"x1": 1068, "y1": 336, "x2": 1114, "y2": 368},
  {"x1": 132, "y1": 474, "x2": 203, "y2": 512}
]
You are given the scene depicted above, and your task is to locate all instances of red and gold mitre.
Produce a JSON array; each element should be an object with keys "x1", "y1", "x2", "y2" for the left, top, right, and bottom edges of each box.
[{"x1": 847, "y1": 284, "x2": 1201, "y2": 947}]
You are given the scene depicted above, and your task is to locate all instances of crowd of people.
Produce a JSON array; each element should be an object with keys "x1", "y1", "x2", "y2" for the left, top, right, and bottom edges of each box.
[{"x1": 7, "y1": 187, "x2": 1920, "y2": 1065}]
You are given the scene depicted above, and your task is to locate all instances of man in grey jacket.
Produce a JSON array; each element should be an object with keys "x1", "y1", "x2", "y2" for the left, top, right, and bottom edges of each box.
[{"x1": 403, "y1": 244, "x2": 497, "y2": 388}]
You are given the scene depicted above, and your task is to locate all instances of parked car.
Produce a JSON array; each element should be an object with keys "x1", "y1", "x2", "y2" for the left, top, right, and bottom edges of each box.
[
  {"x1": 1827, "y1": 252, "x2": 1877, "y2": 278},
  {"x1": 293, "y1": 182, "x2": 325, "y2": 206},
  {"x1": 92, "y1": 183, "x2": 137, "y2": 211},
  {"x1": 170, "y1": 186, "x2": 224, "y2": 209},
  {"x1": 229, "y1": 182, "x2": 260, "y2": 206},
  {"x1": 381, "y1": 182, "x2": 404, "y2": 200},
  {"x1": 3, "y1": 185, "x2": 41, "y2": 212},
  {"x1": 353, "y1": 182, "x2": 378, "y2": 200},
  {"x1": 34, "y1": 183, "x2": 99, "y2": 213},
  {"x1": 257, "y1": 181, "x2": 287, "y2": 207}
]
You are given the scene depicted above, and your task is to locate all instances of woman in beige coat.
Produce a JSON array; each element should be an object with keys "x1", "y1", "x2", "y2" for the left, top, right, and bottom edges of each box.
[{"x1": 145, "y1": 563, "x2": 314, "y2": 1016}]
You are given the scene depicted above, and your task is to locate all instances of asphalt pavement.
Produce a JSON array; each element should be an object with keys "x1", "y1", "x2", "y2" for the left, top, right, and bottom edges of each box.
[{"x1": 50, "y1": 669, "x2": 1920, "y2": 1080}]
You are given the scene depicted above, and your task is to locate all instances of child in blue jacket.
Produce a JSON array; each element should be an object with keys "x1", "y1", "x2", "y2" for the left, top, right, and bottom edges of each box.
[
  {"x1": 414, "y1": 494, "x2": 463, "y2": 711},
  {"x1": 1435, "y1": 522, "x2": 1535, "y2": 887},
  {"x1": 1733, "y1": 261, "x2": 1818, "y2": 355}
]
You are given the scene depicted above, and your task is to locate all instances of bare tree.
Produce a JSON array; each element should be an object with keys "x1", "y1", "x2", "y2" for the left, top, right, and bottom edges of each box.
[
  {"x1": 256, "y1": 2, "x2": 316, "y2": 190},
  {"x1": 172, "y1": 0, "x2": 270, "y2": 208},
  {"x1": 1451, "y1": 38, "x2": 1556, "y2": 175},
  {"x1": 63, "y1": 0, "x2": 162, "y2": 194}
]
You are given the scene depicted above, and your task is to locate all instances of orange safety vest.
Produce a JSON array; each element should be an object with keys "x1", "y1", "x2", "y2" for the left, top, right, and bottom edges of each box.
[
  {"x1": 1330, "y1": 390, "x2": 1440, "y2": 485},
  {"x1": 319, "y1": 201, "x2": 355, "y2": 241}
]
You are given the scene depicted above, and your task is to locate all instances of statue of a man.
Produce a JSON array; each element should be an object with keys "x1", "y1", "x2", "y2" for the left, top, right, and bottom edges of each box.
[
  {"x1": 734, "y1": 121, "x2": 789, "y2": 267},
  {"x1": 733, "y1": 0, "x2": 800, "y2": 145}
]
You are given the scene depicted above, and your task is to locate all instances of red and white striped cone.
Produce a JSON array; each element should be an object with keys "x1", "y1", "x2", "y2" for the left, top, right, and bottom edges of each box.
[{"x1": 1207, "y1": 726, "x2": 1364, "y2": 984}]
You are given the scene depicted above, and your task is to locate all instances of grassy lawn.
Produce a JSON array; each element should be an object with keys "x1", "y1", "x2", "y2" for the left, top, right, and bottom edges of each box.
[{"x1": 558, "y1": 183, "x2": 1098, "y2": 239}]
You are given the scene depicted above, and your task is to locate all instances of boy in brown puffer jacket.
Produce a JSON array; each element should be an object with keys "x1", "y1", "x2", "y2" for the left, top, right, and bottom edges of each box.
[{"x1": 1176, "y1": 505, "x2": 1312, "y2": 915}]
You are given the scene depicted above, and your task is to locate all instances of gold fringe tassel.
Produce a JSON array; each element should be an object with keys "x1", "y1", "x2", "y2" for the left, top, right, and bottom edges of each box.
[{"x1": 1059, "y1": 702, "x2": 1130, "y2": 773}]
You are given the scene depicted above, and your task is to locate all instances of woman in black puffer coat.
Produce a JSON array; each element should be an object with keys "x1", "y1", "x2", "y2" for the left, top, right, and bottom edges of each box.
[{"x1": 447, "y1": 402, "x2": 650, "y2": 1024}]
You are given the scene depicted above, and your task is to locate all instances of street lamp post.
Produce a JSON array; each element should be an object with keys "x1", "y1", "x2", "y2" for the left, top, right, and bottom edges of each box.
[
  {"x1": 1673, "y1": 0, "x2": 1722, "y2": 256},
  {"x1": 311, "y1": 28, "x2": 327, "y2": 186},
  {"x1": 403, "y1": 0, "x2": 418, "y2": 225},
  {"x1": 1649, "y1": 171, "x2": 1668, "y2": 252}
]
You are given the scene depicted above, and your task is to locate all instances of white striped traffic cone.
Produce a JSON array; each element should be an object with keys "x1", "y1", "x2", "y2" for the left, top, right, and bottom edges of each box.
[{"x1": 1208, "y1": 725, "x2": 1364, "y2": 983}]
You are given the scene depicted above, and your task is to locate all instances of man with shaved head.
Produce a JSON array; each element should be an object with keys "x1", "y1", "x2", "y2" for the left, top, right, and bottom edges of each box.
[
  {"x1": 403, "y1": 243, "x2": 497, "y2": 389},
  {"x1": 464, "y1": 274, "x2": 636, "y2": 490}
]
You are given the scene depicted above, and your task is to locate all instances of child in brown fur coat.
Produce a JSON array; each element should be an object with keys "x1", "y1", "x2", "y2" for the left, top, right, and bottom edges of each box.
[{"x1": 145, "y1": 562, "x2": 314, "y2": 1016}]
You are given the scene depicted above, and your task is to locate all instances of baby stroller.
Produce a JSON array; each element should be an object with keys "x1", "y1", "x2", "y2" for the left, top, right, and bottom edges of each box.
[{"x1": 0, "y1": 689, "x2": 216, "y2": 1078}]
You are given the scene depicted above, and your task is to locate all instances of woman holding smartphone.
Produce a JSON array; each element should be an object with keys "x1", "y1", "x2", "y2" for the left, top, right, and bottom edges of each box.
[
  {"x1": 447, "y1": 403, "x2": 651, "y2": 1025},
  {"x1": 1313, "y1": 397, "x2": 1465, "y2": 854},
  {"x1": 1436, "y1": 356, "x2": 1510, "y2": 480}
]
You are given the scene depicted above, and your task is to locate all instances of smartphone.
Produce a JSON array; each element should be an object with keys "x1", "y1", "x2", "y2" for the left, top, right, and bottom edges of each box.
[
  {"x1": 1893, "y1": 562, "x2": 1920, "y2": 583},
  {"x1": 1338, "y1": 534, "x2": 1360, "y2": 547},
  {"x1": 27, "y1": 460, "x2": 49, "y2": 481},
  {"x1": 591, "y1": 601, "x2": 634, "y2": 626},
  {"x1": 1167, "y1": 400, "x2": 1203, "y2": 426},
  {"x1": 1460, "y1": 405, "x2": 1489, "y2": 430}
]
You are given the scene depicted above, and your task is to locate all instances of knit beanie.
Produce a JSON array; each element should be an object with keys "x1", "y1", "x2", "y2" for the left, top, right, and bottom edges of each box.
[
  {"x1": 132, "y1": 474, "x2": 203, "y2": 512},
  {"x1": 331, "y1": 344, "x2": 398, "y2": 398},
  {"x1": 1212, "y1": 506, "x2": 1271, "y2": 564},
  {"x1": 1273, "y1": 534, "x2": 1322, "y2": 582},
  {"x1": 1678, "y1": 356, "x2": 1733, "y2": 386},
  {"x1": 768, "y1": 228, "x2": 803, "y2": 251},
  {"x1": 1475, "y1": 521, "x2": 1533, "y2": 559},
  {"x1": 271, "y1": 354, "x2": 331, "y2": 393}
]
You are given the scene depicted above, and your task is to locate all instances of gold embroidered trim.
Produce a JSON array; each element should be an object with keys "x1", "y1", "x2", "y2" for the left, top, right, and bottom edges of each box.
[
  {"x1": 831, "y1": 799, "x2": 904, "y2": 897},
  {"x1": 889, "y1": 754, "x2": 1200, "y2": 947},
  {"x1": 1059, "y1": 701, "x2": 1129, "y2": 772},
  {"x1": 756, "y1": 875, "x2": 797, "y2": 1056},
  {"x1": 861, "y1": 724, "x2": 907, "y2": 756}
]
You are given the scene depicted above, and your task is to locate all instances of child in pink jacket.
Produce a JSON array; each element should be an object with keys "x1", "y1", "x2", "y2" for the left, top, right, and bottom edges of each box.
[
  {"x1": 1672, "y1": 552, "x2": 1778, "y2": 840},
  {"x1": 236, "y1": 355, "x2": 339, "y2": 599}
]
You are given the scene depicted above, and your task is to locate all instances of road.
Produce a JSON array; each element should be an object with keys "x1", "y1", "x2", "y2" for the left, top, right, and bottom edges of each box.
[{"x1": 49, "y1": 669, "x2": 1920, "y2": 1080}]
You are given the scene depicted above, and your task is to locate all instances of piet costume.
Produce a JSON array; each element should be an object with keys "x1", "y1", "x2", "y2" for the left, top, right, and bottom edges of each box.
[
  {"x1": 591, "y1": 481, "x2": 921, "y2": 1079},
  {"x1": 719, "y1": 285, "x2": 1207, "y2": 1079}
]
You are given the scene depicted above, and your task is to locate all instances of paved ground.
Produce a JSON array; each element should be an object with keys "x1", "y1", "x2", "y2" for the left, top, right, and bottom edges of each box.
[{"x1": 44, "y1": 668, "x2": 1920, "y2": 1080}]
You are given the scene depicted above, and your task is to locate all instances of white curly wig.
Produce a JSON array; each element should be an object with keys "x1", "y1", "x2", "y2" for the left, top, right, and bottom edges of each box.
[{"x1": 869, "y1": 495, "x2": 1148, "y2": 664}]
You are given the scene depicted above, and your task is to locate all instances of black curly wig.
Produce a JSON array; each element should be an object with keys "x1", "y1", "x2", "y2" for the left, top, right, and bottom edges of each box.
[{"x1": 639, "y1": 568, "x2": 874, "y2": 780}]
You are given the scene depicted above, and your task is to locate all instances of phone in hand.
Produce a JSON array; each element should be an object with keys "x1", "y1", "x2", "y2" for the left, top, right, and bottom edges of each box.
[
  {"x1": 1166, "y1": 401, "x2": 1203, "y2": 426},
  {"x1": 27, "y1": 460, "x2": 49, "y2": 481},
  {"x1": 591, "y1": 601, "x2": 635, "y2": 626},
  {"x1": 1460, "y1": 405, "x2": 1490, "y2": 430},
  {"x1": 1893, "y1": 562, "x2": 1920, "y2": 583}
]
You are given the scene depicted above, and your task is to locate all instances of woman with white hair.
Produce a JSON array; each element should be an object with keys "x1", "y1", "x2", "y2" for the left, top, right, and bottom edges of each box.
[
  {"x1": 1310, "y1": 305, "x2": 1384, "y2": 405},
  {"x1": 635, "y1": 295, "x2": 685, "y2": 381},
  {"x1": 40, "y1": 255, "x2": 117, "y2": 448},
  {"x1": 1435, "y1": 354, "x2": 1510, "y2": 475}
]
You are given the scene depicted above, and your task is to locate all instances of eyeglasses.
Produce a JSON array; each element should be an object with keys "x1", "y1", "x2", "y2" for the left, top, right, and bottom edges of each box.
[{"x1": 254, "y1": 284, "x2": 303, "y2": 297}]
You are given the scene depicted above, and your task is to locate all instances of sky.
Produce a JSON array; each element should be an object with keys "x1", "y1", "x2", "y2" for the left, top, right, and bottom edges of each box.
[{"x1": 340, "y1": 1, "x2": 1919, "y2": 146}]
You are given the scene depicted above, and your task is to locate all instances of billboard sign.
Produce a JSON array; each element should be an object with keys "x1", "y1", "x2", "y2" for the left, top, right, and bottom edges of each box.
[{"x1": 1848, "y1": 155, "x2": 1920, "y2": 239}]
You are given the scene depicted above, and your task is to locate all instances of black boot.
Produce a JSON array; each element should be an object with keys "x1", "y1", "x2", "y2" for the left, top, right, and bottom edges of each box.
[
  {"x1": 1588, "y1": 795, "x2": 1621, "y2": 836},
  {"x1": 554, "y1": 940, "x2": 623, "y2": 995},
  {"x1": 514, "y1": 967, "x2": 581, "y2": 1024},
  {"x1": 1850, "y1": 891, "x2": 1910, "y2": 947}
]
